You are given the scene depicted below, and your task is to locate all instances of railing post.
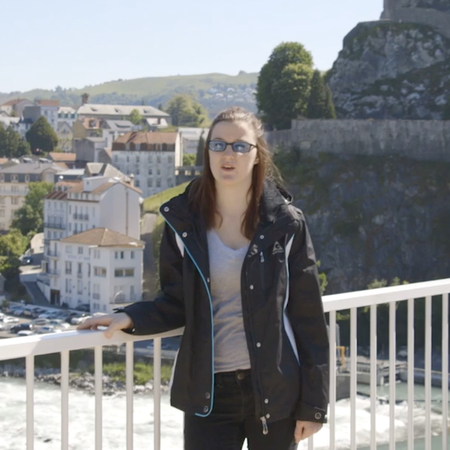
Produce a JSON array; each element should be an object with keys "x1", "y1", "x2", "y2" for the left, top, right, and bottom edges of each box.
[
  {"x1": 26, "y1": 355, "x2": 34, "y2": 450},
  {"x1": 389, "y1": 301, "x2": 396, "y2": 450},
  {"x1": 153, "y1": 337, "x2": 162, "y2": 450}
]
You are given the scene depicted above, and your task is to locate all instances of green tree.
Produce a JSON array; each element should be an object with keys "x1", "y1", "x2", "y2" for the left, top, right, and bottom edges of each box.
[
  {"x1": 129, "y1": 109, "x2": 143, "y2": 126},
  {"x1": 25, "y1": 116, "x2": 58, "y2": 153},
  {"x1": 256, "y1": 42, "x2": 314, "y2": 129},
  {"x1": 183, "y1": 153, "x2": 197, "y2": 166},
  {"x1": 196, "y1": 132, "x2": 205, "y2": 166},
  {"x1": 12, "y1": 181, "x2": 53, "y2": 235},
  {"x1": 0, "y1": 125, "x2": 31, "y2": 158},
  {"x1": 324, "y1": 85, "x2": 336, "y2": 119},
  {"x1": 306, "y1": 70, "x2": 337, "y2": 119},
  {"x1": 166, "y1": 95, "x2": 209, "y2": 127},
  {"x1": 0, "y1": 229, "x2": 29, "y2": 259}
]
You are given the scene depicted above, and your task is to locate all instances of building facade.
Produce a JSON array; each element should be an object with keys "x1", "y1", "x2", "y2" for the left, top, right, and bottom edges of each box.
[
  {"x1": 0, "y1": 162, "x2": 63, "y2": 231},
  {"x1": 53, "y1": 228, "x2": 144, "y2": 312},
  {"x1": 111, "y1": 131, "x2": 180, "y2": 198}
]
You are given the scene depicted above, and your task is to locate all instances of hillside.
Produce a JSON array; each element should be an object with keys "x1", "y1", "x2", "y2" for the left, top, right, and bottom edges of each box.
[{"x1": 0, "y1": 72, "x2": 258, "y2": 118}]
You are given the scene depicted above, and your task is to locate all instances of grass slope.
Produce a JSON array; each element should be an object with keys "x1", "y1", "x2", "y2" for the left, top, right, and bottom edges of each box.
[{"x1": 143, "y1": 181, "x2": 189, "y2": 213}]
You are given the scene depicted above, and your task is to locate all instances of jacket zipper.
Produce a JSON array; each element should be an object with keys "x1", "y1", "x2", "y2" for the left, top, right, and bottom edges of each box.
[
  {"x1": 260, "y1": 416, "x2": 269, "y2": 435},
  {"x1": 160, "y1": 207, "x2": 215, "y2": 417}
]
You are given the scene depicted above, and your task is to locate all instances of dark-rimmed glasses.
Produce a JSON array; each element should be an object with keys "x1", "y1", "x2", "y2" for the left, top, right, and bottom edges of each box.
[{"x1": 207, "y1": 140, "x2": 257, "y2": 154}]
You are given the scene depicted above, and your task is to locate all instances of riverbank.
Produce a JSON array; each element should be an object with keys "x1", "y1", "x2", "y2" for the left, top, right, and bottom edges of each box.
[{"x1": 0, "y1": 364, "x2": 171, "y2": 395}]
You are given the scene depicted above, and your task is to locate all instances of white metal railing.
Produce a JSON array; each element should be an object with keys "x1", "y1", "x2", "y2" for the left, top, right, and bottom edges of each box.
[{"x1": 0, "y1": 278, "x2": 448, "y2": 450}]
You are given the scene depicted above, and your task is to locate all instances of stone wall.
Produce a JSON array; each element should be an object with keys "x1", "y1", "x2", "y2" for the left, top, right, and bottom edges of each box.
[{"x1": 265, "y1": 120, "x2": 450, "y2": 162}]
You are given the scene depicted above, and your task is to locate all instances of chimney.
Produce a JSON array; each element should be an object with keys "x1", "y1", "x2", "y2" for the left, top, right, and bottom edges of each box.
[
  {"x1": 129, "y1": 174, "x2": 134, "y2": 187},
  {"x1": 81, "y1": 93, "x2": 89, "y2": 105}
]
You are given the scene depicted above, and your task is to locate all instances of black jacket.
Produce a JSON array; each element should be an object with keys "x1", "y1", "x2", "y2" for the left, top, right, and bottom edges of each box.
[{"x1": 122, "y1": 180, "x2": 329, "y2": 429}]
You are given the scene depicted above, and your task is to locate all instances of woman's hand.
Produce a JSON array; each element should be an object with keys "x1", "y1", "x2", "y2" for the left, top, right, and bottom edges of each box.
[
  {"x1": 294, "y1": 420, "x2": 323, "y2": 443},
  {"x1": 77, "y1": 313, "x2": 133, "y2": 339}
]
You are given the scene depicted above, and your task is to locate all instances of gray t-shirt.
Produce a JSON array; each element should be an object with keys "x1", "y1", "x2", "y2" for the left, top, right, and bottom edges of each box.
[{"x1": 207, "y1": 229, "x2": 251, "y2": 373}]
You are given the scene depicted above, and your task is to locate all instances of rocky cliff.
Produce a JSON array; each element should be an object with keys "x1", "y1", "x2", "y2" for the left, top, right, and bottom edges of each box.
[
  {"x1": 274, "y1": 149, "x2": 450, "y2": 294},
  {"x1": 328, "y1": 22, "x2": 450, "y2": 119}
]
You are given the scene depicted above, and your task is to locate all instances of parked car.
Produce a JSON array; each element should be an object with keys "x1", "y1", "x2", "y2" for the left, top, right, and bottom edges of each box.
[
  {"x1": 76, "y1": 304, "x2": 90, "y2": 312},
  {"x1": 17, "y1": 330, "x2": 35, "y2": 337},
  {"x1": 22, "y1": 256, "x2": 33, "y2": 265},
  {"x1": 3, "y1": 316, "x2": 19, "y2": 324},
  {"x1": 33, "y1": 318, "x2": 49, "y2": 326},
  {"x1": 0, "y1": 312, "x2": 4, "y2": 321},
  {"x1": 10, "y1": 323, "x2": 34, "y2": 334},
  {"x1": 71, "y1": 316, "x2": 90, "y2": 325},
  {"x1": 0, "y1": 323, "x2": 5, "y2": 331},
  {"x1": 36, "y1": 325, "x2": 58, "y2": 334},
  {"x1": 47, "y1": 320, "x2": 70, "y2": 329}
]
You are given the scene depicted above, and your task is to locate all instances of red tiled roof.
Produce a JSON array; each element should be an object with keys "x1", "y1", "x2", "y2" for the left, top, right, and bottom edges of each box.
[
  {"x1": 1, "y1": 98, "x2": 26, "y2": 106},
  {"x1": 38, "y1": 100, "x2": 60, "y2": 107},
  {"x1": 61, "y1": 228, "x2": 144, "y2": 247},
  {"x1": 49, "y1": 152, "x2": 77, "y2": 162},
  {"x1": 112, "y1": 131, "x2": 177, "y2": 151}
]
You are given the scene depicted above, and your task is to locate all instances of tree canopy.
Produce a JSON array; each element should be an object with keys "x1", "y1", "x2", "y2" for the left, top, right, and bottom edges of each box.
[
  {"x1": 129, "y1": 109, "x2": 143, "y2": 126},
  {"x1": 256, "y1": 42, "x2": 314, "y2": 129},
  {"x1": 12, "y1": 181, "x2": 54, "y2": 236},
  {"x1": 165, "y1": 95, "x2": 209, "y2": 127},
  {"x1": 306, "y1": 70, "x2": 337, "y2": 119},
  {"x1": 0, "y1": 125, "x2": 31, "y2": 158},
  {"x1": 26, "y1": 116, "x2": 58, "y2": 153}
]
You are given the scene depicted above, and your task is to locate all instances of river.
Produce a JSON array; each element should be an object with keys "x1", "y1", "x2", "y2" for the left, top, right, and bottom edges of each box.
[{"x1": 0, "y1": 378, "x2": 448, "y2": 449}]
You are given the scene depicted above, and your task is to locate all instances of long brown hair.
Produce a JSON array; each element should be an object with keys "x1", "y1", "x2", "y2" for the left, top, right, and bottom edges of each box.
[{"x1": 189, "y1": 107, "x2": 280, "y2": 239}]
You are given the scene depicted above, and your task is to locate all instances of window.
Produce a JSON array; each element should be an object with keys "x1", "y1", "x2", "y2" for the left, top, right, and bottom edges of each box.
[
  {"x1": 11, "y1": 175, "x2": 18, "y2": 182},
  {"x1": 136, "y1": 156, "x2": 140, "y2": 163},
  {"x1": 115, "y1": 251, "x2": 118, "y2": 259},
  {"x1": 77, "y1": 263, "x2": 82, "y2": 275},
  {"x1": 115, "y1": 251, "x2": 124, "y2": 259},
  {"x1": 0, "y1": 198, "x2": 4, "y2": 204},
  {"x1": 78, "y1": 247, "x2": 83, "y2": 255},
  {"x1": 94, "y1": 267, "x2": 107, "y2": 277},
  {"x1": 11, "y1": 197, "x2": 19, "y2": 205},
  {"x1": 69, "y1": 223, "x2": 72, "y2": 232},
  {"x1": 127, "y1": 156, "x2": 129, "y2": 162},
  {"x1": 65, "y1": 279, "x2": 71, "y2": 293},
  {"x1": 69, "y1": 205, "x2": 71, "y2": 214},
  {"x1": 157, "y1": 168, "x2": 161, "y2": 175},
  {"x1": 25, "y1": 175, "x2": 30, "y2": 182},
  {"x1": 11, "y1": 186, "x2": 18, "y2": 193},
  {"x1": 135, "y1": 180, "x2": 140, "y2": 187},
  {"x1": 157, "y1": 155, "x2": 161, "y2": 163},
  {"x1": 147, "y1": 179, "x2": 153, "y2": 187},
  {"x1": 148, "y1": 168, "x2": 152, "y2": 175},
  {"x1": 156, "y1": 179, "x2": 161, "y2": 187},
  {"x1": 130, "y1": 251, "x2": 135, "y2": 259},
  {"x1": 148, "y1": 154, "x2": 152, "y2": 162},
  {"x1": 168, "y1": 178, "x2": 173, "y2": 187},
  {"x1": 93, "y1": 283, "x2": 100, "y2": 299},
  {"x1": 77, "y1": 279, "x2": 83, "y2": 295},
  {"x1": 66, "y1": 246, "x2": 72, "y2": 254},
  {"x1": 65, "y1": 261, "x2": 72, "y2": 275},
  {"x1": 114, "y1": 268, "x2": 134, "y2": 277},
  {"x1": 168, "y1": 156, "x2": 173, "y2": 164},
  {"x1": 94, "y1": 249, "x2": 100, "y2": 259}
]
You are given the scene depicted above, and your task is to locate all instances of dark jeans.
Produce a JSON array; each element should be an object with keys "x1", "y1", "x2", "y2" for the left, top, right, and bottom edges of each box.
[{"x1": 184, "y1": 369, "x2": 298, "y2": 450}]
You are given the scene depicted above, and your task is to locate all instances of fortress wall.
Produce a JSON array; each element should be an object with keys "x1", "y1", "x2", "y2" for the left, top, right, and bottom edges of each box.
[
  {"x1": 265, "y1": 120, "x2": 450, "y2": 162},
  {"x1": 390, "y1": 8, "x2": 450, "y2": 39}
]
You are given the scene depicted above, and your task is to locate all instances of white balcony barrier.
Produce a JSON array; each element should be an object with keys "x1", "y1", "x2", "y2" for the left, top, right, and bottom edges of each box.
[{"x1": 0, "y1": 278, "x2": 449, "y2": 450}]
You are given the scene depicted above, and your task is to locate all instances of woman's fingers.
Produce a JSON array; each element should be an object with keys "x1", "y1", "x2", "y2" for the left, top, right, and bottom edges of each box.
[
  {"x1": 77, "y1": 313, "x2": 133, "y2": 339},
  {"x1": 294, "y1": 421, "x2": 323, "y2": 443}
]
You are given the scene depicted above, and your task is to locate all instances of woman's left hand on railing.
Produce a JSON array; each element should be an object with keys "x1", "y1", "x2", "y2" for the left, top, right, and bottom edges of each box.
[{"x1": 77, "y1": 313, "x2": 134, "y2": 339}]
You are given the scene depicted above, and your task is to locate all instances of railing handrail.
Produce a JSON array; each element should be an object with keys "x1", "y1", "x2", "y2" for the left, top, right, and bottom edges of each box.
[
  {"x1": 322, "y1": 278, "x2": 450, "y2": 312},
  {"x1": 0, "y1": 328, "x2": 184, "y2": 362},
  {"x1": 1, "y1": 278, "x2": 449, "y2": 362}
]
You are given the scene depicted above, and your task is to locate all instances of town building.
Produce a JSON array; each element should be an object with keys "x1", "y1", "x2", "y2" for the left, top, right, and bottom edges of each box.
[
  {"x1": 111, "y1": 131, "x2": 180, "y2": 197},
  {"x1": 0, "y1": 99, "x2": 35, "y2": 117},
  {"x1": 53, "y1": 228, "x2": 144, "y2": 312},
  {"x1": 40, "y1": 166, "x2": 142, "y2": 306},
  {"x1": 77, "y1": 103, "x2": 171, "y2": 125},
  {"x1": 57, "y1": 107, "x2": 77, "y2": 127},
  {"x1": 179, "y1": 127, "x2": 209, "y2": 156},
  {"x1": 56, "y1": 122, "x2": 74, "y2": 152},
  {"x1": 48, "y1": 152, "x2": 77, "y2": 170},
  {"x1": 23, "y1": 100, "x2": 60, "y2": 131},
  {"x1": 0, "y1": 161, "x2": 64, "y2": 231}
]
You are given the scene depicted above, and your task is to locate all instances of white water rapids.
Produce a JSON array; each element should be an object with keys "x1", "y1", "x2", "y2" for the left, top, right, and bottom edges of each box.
[{"x1": 0, "y1": 378, "x2": 448, "y2": 449}]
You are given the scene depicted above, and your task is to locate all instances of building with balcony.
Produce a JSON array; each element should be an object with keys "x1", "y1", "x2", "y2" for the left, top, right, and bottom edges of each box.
[
  {"x1": 112, "y1": 131, "x2": 181, "y2": 198},
  {"x1": 40, "y1": 165, "x2": 142, "y2": 305},
  {"x1": 0, "y1": 161, "x2": 64, "y2": 231},
  {"x1": 54, "y1": 227, "x2": 144, "y2": 311}
]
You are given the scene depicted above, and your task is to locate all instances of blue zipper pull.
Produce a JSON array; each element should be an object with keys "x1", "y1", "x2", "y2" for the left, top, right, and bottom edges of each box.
[{"x1": 260, "y1": 251, "x2": 265, "y2": 263}]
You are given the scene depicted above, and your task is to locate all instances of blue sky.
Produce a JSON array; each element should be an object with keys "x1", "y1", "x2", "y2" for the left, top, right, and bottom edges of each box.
[{"x1": 1, "y1": 0, "x2": 383, "y2": 92}]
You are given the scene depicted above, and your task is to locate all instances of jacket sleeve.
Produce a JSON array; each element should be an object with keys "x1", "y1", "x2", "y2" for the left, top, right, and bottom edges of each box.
[
  {"x1": 120, "y1": 223, "x2": 185, "y2": 335},
  {"x1": 285, "y1": 210, "x2": 329, "y2": 423}
]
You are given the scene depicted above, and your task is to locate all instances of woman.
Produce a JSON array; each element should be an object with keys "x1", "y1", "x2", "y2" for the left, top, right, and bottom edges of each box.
[{"x1": 78, "y1": 107, "x2": 329, "y2": 449}]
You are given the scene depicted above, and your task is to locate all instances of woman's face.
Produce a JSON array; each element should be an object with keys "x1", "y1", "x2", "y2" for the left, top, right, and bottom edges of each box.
[{"x1": 208, "y1": 121, "x2": 259, "y2": 189}]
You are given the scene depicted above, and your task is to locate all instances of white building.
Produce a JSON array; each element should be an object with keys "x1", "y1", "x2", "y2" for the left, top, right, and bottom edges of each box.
[
  {"x1": 112, "y1": 131, "x2": 181, "y2": 198},
  {"x1": 54, "y1": 228, "x2": 144, "y2": 312},
  {"x1": 41, "y1": 170, "x2": 142, "y2": 305},
  {"x1": 23, "y1": 100, "x2": 59, "y2": 132},
  {"x1": 0, "y1": 161, "x2": 64, "y2": 231},
  {"x1": 179, "y1": 127, "x2": 209, "y2": 156}
]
